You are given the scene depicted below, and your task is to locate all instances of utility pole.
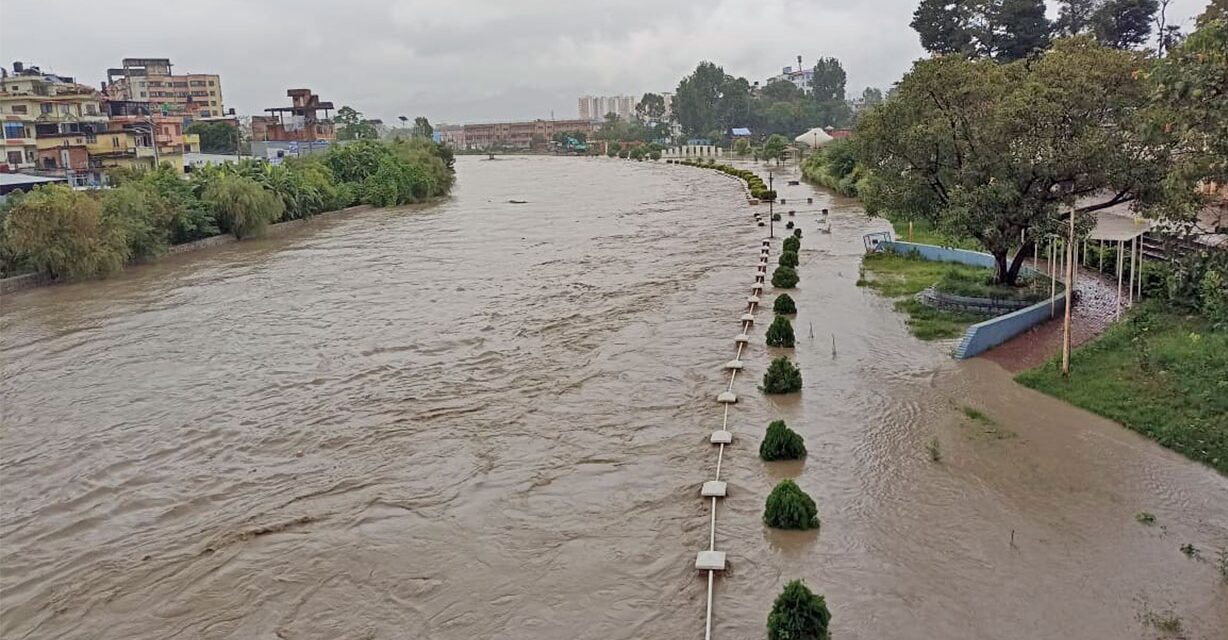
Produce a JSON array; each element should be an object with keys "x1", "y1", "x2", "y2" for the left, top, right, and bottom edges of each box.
[
  {"x1": 1061, "y1": 208, "x2": 1076, "y2": 376},
  {"x1": 768, "y1": 170, "x2": 775, "y2": 239}
]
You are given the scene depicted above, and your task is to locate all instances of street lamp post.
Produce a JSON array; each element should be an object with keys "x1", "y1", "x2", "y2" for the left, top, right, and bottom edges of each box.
[{"x1": 768, "y1": 171, "x2": 775, "y2": 239}]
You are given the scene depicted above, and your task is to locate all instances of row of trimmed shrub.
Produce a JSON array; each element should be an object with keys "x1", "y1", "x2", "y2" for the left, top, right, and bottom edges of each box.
[
  {"x1": 672, "y1": 158, "x2": 778, "y2": 201},
  {"x1": 757, "y1": 232, "x2": 831, "y2": 638}
]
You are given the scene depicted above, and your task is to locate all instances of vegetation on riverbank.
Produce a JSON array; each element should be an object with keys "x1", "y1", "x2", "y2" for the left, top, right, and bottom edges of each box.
[
  {"x1": 673, "y1": 159, "x2": 776, "y2": 201},
  {"x1": 857, "y1": 251, "x2": 995, "y2": 340},
  {"x1": 0, "y1": 138, "x2": 455, "y2": 280},
  {"x1": 1016, "y1": 303, "x2": 1227, "y2": 474},
  {"x1": 765, "y1": 315, "x2": 796, "y2": 348},
  {"x1": 762, "y1": 356, "x2": 803, "y2": 394},
  {"x1": 760, "y1": 420, "x2": 806, "y2": 461},
  {"x1": 764, "y1": 479, "x2": 820, "y2": 530}
]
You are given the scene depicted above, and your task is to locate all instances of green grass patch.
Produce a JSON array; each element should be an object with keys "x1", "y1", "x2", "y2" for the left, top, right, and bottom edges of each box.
[
  {"x1": 936, "y1": 267, "x2": 1052, "y2": 303},
  {"x1": 859, "y1": 251, "x2": 992, "y2": 340},
  {"x1": 1016, "y1": 304, "x2": 1228, "y2": 474},
  {"x1": 885, "y1": 216, "x2": 980, "y2": 250},
  {"x1": 960, "y1": 406, "x2": 1016, "y2": 440}
]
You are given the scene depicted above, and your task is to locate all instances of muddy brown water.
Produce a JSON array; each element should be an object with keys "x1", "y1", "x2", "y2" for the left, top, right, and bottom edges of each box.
[{"x1": 2, "y1": 156, "x2": 1225, "y2": 639}]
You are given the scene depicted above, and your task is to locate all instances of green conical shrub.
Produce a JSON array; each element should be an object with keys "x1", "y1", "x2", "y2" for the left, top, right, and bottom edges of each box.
[
  {"x1": 760, "y1": 420, "x2": 806, "y2": 461},
  {"x1": 767, "y1": 580, "x2": 831, "y2": 640},
  {"x1": 783, "y1": 236, "x2": 801, "y2": 253},
  {"x1": 778, "y1": 250, "x2": 799, "y2": 268},
  {"x1": 765, "y1": 315, "x2": 796, "y2": 348},
  {"x1": 763, "y1": 479, "x2": 820, "y2": 530},
  {"x1": 793, "y1": 228, "x2": 803, "y2": 238},
  {"x1": 762, "y1": 356, "x2": 802, "y2": 394},
  {"x1": 773, "y1": 293, "x2": 797, "y2": 315},
  {"x1": 772, "y1": 212, "x2": 782, "y2": 221},
  {"x1": 772, "y1": 266, "x2": 799, "y2": 289}
]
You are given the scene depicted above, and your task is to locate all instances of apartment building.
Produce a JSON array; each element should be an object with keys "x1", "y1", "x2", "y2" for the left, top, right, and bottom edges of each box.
[
  {"x1": 577, "y1": 95, "x2": 637, "y2": 121},
  {"x1": 104, "y1": 58, "x2": 224, "y2": 122},
  {"x1": 1, "y1": 62, "x2": 109, "y2": 180}
]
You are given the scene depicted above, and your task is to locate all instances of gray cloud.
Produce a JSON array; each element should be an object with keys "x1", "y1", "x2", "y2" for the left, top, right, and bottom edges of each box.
[{"x1": 0, "y1": 0, "x2": 1208, "y2": 124}]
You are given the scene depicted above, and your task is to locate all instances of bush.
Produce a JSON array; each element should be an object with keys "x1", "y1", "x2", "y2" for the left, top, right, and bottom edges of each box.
[
  {"x1": 760, "y1": 420, "x2": 806, "y2": 461},
  {"x1": 202, "y1": 174, "x2": 285, "y2": 239},
  {"x1": 101, "y1": 183, "x2": 171, "y2": 261},
  {"x1": 786, "y1": 221, "x2": 795, "y2": 229},
  {"x1": 618, "y1": 149, "x2": 630, "y2": 159},
  {"x1": 783, "y1": 236, "x2": 801, "y2": 253},
  {"x1": 1, "y1": 184, "x2": 128, "y2": 279},
  {"x1": 765, "y1": 315, "x2": 796, "y2": 348},
  {"x1": 767, "y1": 580, "x2": 831, "y2": 640},
  {"x1": 607, "y1": 146, "x2": 619, "y2": 158},
  {"x1": 649, "y1": 150, "x2": 662, "y2": 161},
  {"x1": 772, "y1": 265, "x2": 799, "y2": 289},
  {"x1": 793, "y1": 228, "x2": 803, "y2": 238},
  {"x1": 771, "y1": 212, "x2": 782, "y2": 221},
  {"x1": 762, "y1": 356, "x2": 803, "y2": 394},
  {"x1": 773, "y1": 293, "x2": 797, "y2": 314},
  {"x1": 763, "y1": 479, "x2": 819, "y2": 529},
  {"x1": 778, "y1": 250, "x2": 799, "y2": 268}
]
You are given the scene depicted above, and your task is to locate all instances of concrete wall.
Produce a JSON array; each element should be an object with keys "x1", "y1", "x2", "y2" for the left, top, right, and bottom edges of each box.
[
  {"x1": 878, "y1": 241, "x2": 996, "y2": 269},
  {"x1": 874, "y1": 240, "x2": 1062, "y2": 359}
]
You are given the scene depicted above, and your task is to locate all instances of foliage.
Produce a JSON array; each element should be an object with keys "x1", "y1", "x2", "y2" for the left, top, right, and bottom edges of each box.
[
  {"x1": 335, "y1": 105, "x2": 379, "y2": 141},
  {"x1": 762, "y1": 356, "x2": 803, "y2": 394},
  {"x1": 858, "y1": 251, "x2": 993, "y2": 339},
  {"x1": 1017, "y1": 303, "x2": 1227, "y2": 474},
  {"x1": 733, "y1": 138, "x2": 750, "y2": 156},
  {"x1": 783, "y1": 236, "x2": 801, "y2": 253},
  {"x1": 673, "y1": 61, "x2": 754, "y2": 138},
  {"x1": 100, "y1": 183, "x2": 171, "y2": 260},
  {"x1": 810, "y1": 57, "x2": 853, "y2": 127},
  {"x1": 935, "y1": 265, "x2": 1052, "y2": 301},
  {"x1": 773, "y1": 293, "x2": 797, "y2": 314},
  {"x1": 772, "y1": 265, "x2": 799, "y2": 289},
  {"x1": 763, "y1": 479, "x2": 820, "y2": 529},
  {"x1": 186, "y1": 121, "x2": 239, "y2": 154},
  {"x1": 760, "y1": 420, "x2": 807, "y2": 461},
  {"x1": 1091, "y1": 0, "x2": 1161, "y2": 49},
  {"x1": 2, "y1": 184, "x2": 128, "y2": 279},
  {"x1": 762, "y1": 134, "x2": 789, "y2": 163},
  {"x1": 201, "y1": 174, "x2": 285, "y2": 238},
  {"x1": 857, "y1": 38, "x2": 1165, "y2": 285},
  {"x1": 801, "y1": 138, "x2": 867, "y2": 197},
  {"x1": 765, "y1": 315, "x2": 797, "y2": 348},
  {"x1": 767, "y1": 580, "x2": 831, "y2": 640},
  {"x1": 412, "y1": 116, "x2": 433, "y2": 139},
  {"x1": 778, "y1": 250, "x2": 799, "y2": 268}
]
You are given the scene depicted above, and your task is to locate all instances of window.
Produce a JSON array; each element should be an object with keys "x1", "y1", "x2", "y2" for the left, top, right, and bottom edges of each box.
[
  {"x1": 4, "y1": 123, "x2": 26, "y2": 139},
  {"x1": 7, "y1": 151, "x2": 22, "y2": 165},
  {"x1": 210, "y1": 101, "x2": 217, "y2": 106},
  {"x1": 209, "y1": 90, "x2": 216, "y2": 96},
  {"x1": 208, "y1": 80, "x2": 215, "y2": 86},
  {"x1": 85, "y1": 134, "x2": 97, "y2": 144},
  {"x1": 140, "y1": 91, "x2": 146, "y2": 97},
  {"x1": 111, "y1": 136, "x2": 120, "y2": 148},
  {"x1": 11, "y1": 104, "x2": 27, "y2": 114},
  {"x1": 41, "y1": 103, "x2": 53, "y2": 114},
  {"x1": 85, "y1": 104, "x2": 98, "y2": 115}
]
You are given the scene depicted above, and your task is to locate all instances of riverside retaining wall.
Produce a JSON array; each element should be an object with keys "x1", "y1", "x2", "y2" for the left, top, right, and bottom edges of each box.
[{"x1": 875, "y1": 240, "x2": 1065, "y2": 359}]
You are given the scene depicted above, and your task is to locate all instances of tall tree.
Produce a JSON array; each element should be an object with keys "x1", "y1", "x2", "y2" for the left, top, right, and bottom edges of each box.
[
  {"x1": 335, "y1": 106, "x2": 378, "y2": 141},
  {"x1": 1092, "y1": 0, "x2": 1160, "y2": 49},
  {"x1": 412, "y1": 116, "x2": 433, "y2": 138},
  {"x1": 994, "y1": 0, "x2": 1051, "y2": 60},
  {"x1": 1055, "y1": 0, "x2": 1099, "y2": 35},
  {"x1": 911, "y1": 0, "x2": 975, "y2": 54},
  {"x1": 185, "y1": 121, "x2": 238, "y2": 154},
  {"x1": 674, "y1": 62, "x2": 753, "y2": 137},
  {"x1": 858, "y1": 38, "x2": 1169, "y2": 285},
  {"x1": 635, "y1": 92, "x2": 667, "y2": 122},
  {"x1": 811, "y1": 58, "x2": 852, "y2": 127},
  {"x1": 861, "y1": 87, "x2": 884, "y2": 107}
]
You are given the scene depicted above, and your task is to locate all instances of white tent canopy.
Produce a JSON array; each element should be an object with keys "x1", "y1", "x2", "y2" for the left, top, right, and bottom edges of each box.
[{"x1": 794, "y1": 127, "x2": 835, "y2": 148}]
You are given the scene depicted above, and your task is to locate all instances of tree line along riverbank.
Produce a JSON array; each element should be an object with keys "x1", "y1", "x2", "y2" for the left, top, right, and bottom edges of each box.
[{"x1": 0, "y1": 138, "x2": 455, "y2": 282}]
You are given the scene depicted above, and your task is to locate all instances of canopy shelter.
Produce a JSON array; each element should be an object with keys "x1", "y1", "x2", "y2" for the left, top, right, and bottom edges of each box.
[
  {"x1": 1087, "y1": 212, "x2": 1150, "y2": 319},
  {"x1": 794, "y1": 127, "x2": 834, "y2": 148}
]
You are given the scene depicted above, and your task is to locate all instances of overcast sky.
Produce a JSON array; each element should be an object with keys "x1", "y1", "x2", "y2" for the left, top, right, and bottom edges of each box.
[{"x1": 0, "y1": 0, "x2": 1209, "y2": 124}]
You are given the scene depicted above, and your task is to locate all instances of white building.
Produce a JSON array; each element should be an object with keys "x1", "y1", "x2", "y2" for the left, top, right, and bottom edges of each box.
[{"x1": 766, "y1": 56, "x2": 815, "y2": 94}]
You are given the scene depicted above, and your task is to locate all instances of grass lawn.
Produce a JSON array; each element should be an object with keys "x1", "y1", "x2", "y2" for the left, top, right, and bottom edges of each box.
[
  {"x1": 1016, "y1": 304, "x2": 1228, "y2": 475},
  {"x1": 885, "y1": 216, "x2": 981, "y2": 250},
  {"x1": 858, "y1": 251, "x2": 992, "y2": 340}
]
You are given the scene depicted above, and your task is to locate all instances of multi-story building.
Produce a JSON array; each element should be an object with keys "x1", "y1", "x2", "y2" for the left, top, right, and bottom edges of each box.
[
  {"x1": 577, "y1": 95, "x2": 639, "y2": 121},
  {"x1": 1, "y1": 62, "x2": 109, "y2": 182},
  {"x1": 767, "y1": 56, "x2": 815, "y2": 94},
  {"x1": 461, "y1": 118, "x2": 595, "y2": 150},
  {"x1": 104, "y1": 58, "x2": 224, "y2": 123},
  {"x1": 250, "y1": 89, "x2": 335, "y2": 143},
  {"x1": 435, "y1": 123, "x2": 465, "y2": 148}
]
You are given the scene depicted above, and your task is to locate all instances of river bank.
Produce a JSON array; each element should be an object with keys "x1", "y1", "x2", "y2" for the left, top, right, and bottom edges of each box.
[{"x1": 2, "y1": 156, "x2": 1224, "y2": 639}]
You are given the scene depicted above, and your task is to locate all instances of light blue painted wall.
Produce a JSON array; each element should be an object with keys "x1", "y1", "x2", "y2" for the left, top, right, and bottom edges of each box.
[{"x1": 873, "y1": 240, "x2": 1062, "y2": 359}]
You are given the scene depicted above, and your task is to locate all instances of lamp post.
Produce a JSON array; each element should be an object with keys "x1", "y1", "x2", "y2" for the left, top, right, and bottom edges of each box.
[{"x1": 768, "y1": 170, "x2": 774, "y2": 239}]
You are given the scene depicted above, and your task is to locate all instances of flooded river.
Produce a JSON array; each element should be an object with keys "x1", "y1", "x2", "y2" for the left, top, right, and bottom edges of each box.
[{"x1": 2, "y1": 156, "x2": 1225, "y2": 639}]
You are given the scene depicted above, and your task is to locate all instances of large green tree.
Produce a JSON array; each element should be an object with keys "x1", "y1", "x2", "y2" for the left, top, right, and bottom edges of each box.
[
  {"x1": 911, "y1": 0, "x2": 1050, "y2": 60},
  {"x1": 335, "y1": 106, "x2": 379, "y2": 141},
  {"x1": 412, "y1": 116, "x2": 433, "y2": 138},
  {"x1": 674, "y1": 62, "x2": 753, "y2": 138},
  {"x1": 1091, "y1": 0, "x2": 1160, "y2": 49},
  {"x1": 810, "y1": 58, "x2": 852, "y2": 127},
  {"x1": 2, "y1": 184, "x2": 129, "y2": 279},
  {"x1": 186, "y1": 121, "x2": 239, "y2": 154},
  {"x1": 858, "y1": 38, "x2": 1169, "y2": 285}
]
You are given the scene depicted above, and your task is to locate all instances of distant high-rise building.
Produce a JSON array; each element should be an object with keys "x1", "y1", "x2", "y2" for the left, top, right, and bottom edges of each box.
[{"x1": 577, "y1": 94, "x2": 639, "y2": 121}]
